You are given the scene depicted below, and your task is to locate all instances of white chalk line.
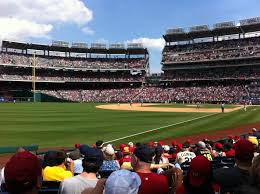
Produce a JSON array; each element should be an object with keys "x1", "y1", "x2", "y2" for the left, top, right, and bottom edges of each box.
[{"x1": 104, "y1": 112, "x2": 220, "y2": 144}]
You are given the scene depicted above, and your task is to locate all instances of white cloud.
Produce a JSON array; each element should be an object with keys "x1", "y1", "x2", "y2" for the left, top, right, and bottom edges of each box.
[
  {"x1": 126, "y1": 37, "x2": 165, "y2": 51},
  {"x1": 0, "y1": 0, "x2": 93, "y2": 41},
  {"x1": 0, "y1": 0, "x2": 93, "y2": 25},
  {"x1": 81, "y1": 26, "x2": 95, "y2": 35},
  {"x1": 0, "y1": 18, "x2": 52, "y2": 41}
]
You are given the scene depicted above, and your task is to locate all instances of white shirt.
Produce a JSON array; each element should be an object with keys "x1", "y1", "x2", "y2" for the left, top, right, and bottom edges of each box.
[{"x1": 176, "y1": 151, "x2": 196, "y2": 164}]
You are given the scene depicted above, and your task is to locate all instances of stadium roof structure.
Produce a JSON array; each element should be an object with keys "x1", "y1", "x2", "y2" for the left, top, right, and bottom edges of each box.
[
  {"x1": 164, "y1": 17, "x2": 260, "y2": 42},
  {"x1": 1, "y1": 41, "x2": 148, "y2": 55}
]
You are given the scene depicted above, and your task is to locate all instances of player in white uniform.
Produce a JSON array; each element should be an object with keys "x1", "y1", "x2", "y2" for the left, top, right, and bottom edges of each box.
[{"x1": 175, "y1": 143, "x2": 196, "y2": 165}]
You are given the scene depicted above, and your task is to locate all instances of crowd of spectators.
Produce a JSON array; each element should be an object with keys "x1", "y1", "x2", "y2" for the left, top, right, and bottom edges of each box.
[
  {"x1": 0, "y1": 129, "x2": 259, "y2": 194},
  {"x1": 0, "y1": 53, "x2": 147, "y2": 70},
  {"x1": 163, "y1": 68, "x2": 260, "y2": 81},
  {"x1": 162, "y1": 37, "x2": 260, "y2": 63},
  {"x1": 42, "y1": 85, "x2": 246, "y2": 103},
  {"x1": 0, "y1": 67, "x2": 144, "y2": 83}
]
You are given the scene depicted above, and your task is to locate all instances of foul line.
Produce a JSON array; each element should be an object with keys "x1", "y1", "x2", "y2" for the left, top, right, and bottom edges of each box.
[{"x1": 104, "y1": 112, "x2": 220, "y2": 144}]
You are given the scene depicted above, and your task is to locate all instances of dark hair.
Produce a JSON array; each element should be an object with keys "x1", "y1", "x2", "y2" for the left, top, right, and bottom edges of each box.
[
  {"x1": 154, "y1": 146, "x2": 163, "y2": 164},
  {"x1": 55, "y1": 151, "x2": 66, "y2": 166},
  {"x1": 82, "y1": 159, "x2": 102, "y2": 173},
  {"x1": 183, "y1": 167, "x2": 215, "y2": 194}
]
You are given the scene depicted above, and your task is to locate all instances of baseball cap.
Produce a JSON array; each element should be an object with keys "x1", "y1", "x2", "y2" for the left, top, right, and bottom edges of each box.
[
  {"x1": 123, "y1": 146, "x2": 130, "y2": 154},
  {"x1": 189, "y1": 155, "x2": 211, "y2": 187},
  {"x1": 96, "y1": 140, "x2": 104, "y2": 148},
  {"x1": 227, "y1": 134, "x2": 235, "y2": 139},
  {"x1": 83, "y1": 147, "x2": 104, "y2": 166},
  {"x1": 134, "y1": 144, "x2": 155, "y2": 163},
  {"x1": 197, "y1": 141, "x2": 206, "y2": 149},
  {"x1": 182, "y1": 142, "x2": 190, "y2": 149},
  {"x1": 146, "y1": 141, "x2": 154, "y2": 147},
  {"x1": 214, "y1": 142, "x2": 223, "y2": 150},
  {"x1": 234, "y1": 139, "x2": 254, "y2": 161},
  {"x1": 5, "y1": 151, "x2": 42, "y2": 192},
  {"x1": 252, "y1": 128, "x2": 257, "y2": 132},
  {"x1": 74, "y1": 143, "x2": 81, "y2": 149},
  {"x1": 69, "y1": 151, "x2": 81, "y2": 160},
  {"x1": 119, "y1": 144, "x2": 126, "y2": 151},
  {"x1": 158, "y1": 141, "x2": 164, "y2": 146},
  {"x1": 171, "y1": 140, "x2": 177, "y2": 146},
  {"x1": 248, "y1": 136, "x2": 259, "y2": 146},
  {"x1": 128, "y1": 142, "x2": 134, "y2": 147},
  {"x1": 162, "y1": 145, "x2": 170, "y2": 151},
  {"x1": 105, "y1": 169, "x2": 141, "y2": 194},
  {"x1": 103, "y1": 144, "x2": 115, "y2": 156}
]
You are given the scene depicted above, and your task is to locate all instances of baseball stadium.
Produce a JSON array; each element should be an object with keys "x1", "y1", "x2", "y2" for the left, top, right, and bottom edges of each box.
[{"x1": 1, "y1": 1, "x2": 260, "y2": 193}]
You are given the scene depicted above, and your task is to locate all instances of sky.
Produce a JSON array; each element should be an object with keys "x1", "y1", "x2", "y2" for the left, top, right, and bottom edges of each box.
[{"x1": 0, "y1": 0, "x2": 260, "y2": 73}]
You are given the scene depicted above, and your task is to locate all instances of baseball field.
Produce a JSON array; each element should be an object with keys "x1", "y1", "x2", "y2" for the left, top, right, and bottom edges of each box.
[{"x1": 0, "y1": 103, "x2": 260, "y2": 148}]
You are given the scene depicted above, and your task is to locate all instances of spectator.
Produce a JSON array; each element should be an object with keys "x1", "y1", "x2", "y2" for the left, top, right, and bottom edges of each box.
[
  {"x1": 252, "y1": 128, "x2": 260, "y2": 139},
  {"x1": 4, "y1": 151, "x2": 42, "y2": 194},
  {"x1": 99, "y1": 144, "x2": 120, "y2": 172},
  {"x1": 212, "y1": 142, "x2": 226, "y2": 157},
  {"x1": 176, "y1": 142, "x2": 196, "y2": 165},
  {"x1": 195, "y1": 141, "x2": 213, "y2": 161},
  {"x1": 235, "y1": 155, "x2": 260, "y2": 194},
  {"x1": 68, "y1": 150, "x2": 83, "y2": 175},
  {"x1": 176, "y1": 155, "x2": 220, "y2": 194},
  {"x1": 95, "y1": 140, "x2": 104, "y2": 150},
  {"x1": 42, "y1": 151, "x2": 74, "y2": 181},
  {"x1": 59, "y1": 147, "x2": 103, "y2": 194},
  {"x1": 153, "y1": 146, "x2": 169, "y2": 165},
  {"x1": 214, "y1": 139, "x2": 255, "y2": 193},
  {"x1": 131, "y1": 144, "x2": 169, "y2": 194}
]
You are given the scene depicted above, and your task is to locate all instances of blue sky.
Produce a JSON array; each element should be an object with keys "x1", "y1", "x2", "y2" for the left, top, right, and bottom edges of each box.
[{"x1": 1, "y1": 0, "x2": 260, "y2": 72}]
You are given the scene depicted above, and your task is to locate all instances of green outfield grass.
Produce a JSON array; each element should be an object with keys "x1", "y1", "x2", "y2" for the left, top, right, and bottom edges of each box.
[{"x1": 0, "y1": 103, "x2": 259, "y2": 147}]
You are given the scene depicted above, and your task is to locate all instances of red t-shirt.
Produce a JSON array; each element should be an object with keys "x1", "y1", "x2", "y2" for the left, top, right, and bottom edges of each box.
[
  {"x1": 137, "y1": 172, "x2": 169, "y2": 194},
  {"x1": 225, "y1": 149, "x2": 235, "y2": 157},
  {"x1": 176, "y1": 183, "x2": 220, "y2": 194}
]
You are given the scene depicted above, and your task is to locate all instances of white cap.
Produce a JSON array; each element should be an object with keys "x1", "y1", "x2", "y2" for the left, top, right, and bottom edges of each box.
[
  {"x1": 128, "y1": 142, "x2": 134, "y2": 147},
  {"x1": 103, "y1": 144, "x2": 115, "y2": 155},
  {"x1": 162, "y1": 145, "x2": 170, "y2": 151},
  {"x1": 197, "y1": 141, "x2": 206, "y2": 149}
]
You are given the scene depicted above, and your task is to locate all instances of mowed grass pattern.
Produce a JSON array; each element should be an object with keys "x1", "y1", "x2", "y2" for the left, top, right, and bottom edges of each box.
[{"x1": 0, "y1": 103, "x2": 260, "y2": 147}]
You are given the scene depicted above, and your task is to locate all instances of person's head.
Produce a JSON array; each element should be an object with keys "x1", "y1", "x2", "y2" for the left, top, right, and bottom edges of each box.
[
  {"x1": 182, "y1": 142, "x2": 190, "y2": 151},
  {"x1": 42, "y1": 151, "x2": 58, "y2": 168},
  {"x1": 196, "y1": 141, "x2": 206, "y2": 150},
  {"x1": 214, "y1": 142, "x2": 223, "y2": 152},
  {"x1": 234, "y1": 139, "x2": 255, "y2": 167},
  {"x1": 162, "y1": 145, "x2": 170, "y2": 153},
  {"x1": 131, "y1": 144, "x2": 154, "y2": 170},
  {"x1": 96, "y1": 140, "x2": 104, "y2": 149},
  {"x1": 248, "y1": 136, "x2": 259, "y2": 151},
  {"x1": 103, "y1": 144, "x2": 115, "y2": 160},
  {"x1": 55, "y1": 151, "x2": 67, "y2": 166},
  {"x1": 188, "y1": 156, "x2": 212, "y2": 187},
  {"x1": 4, "y1": 151, "x2": 42, "y2": 194},
  {"x1": 104, "y1": 170, "x2": 141, "y2": 194},
  {"x1": 82, "y1": 147, "x2": 103, "y2": 173},
  {"x1": 184, "y1": 155, "x2": 214, "y2": 194},
  {"x1": 16, "y1": 147, "x2": 26, "y2": 153}
]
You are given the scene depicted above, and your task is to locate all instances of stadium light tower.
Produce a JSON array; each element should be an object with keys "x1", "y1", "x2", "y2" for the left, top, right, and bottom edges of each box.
[{"x1": 32, "y1": 52, "x2": 36, "y2": 102}]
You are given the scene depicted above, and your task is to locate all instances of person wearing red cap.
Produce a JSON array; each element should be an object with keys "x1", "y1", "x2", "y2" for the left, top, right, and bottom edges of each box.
[
  {"x1": 176, "y1": 155, "x2": 220, "y2": 194},
  {"x1": 4, "y1": 151, "x2": 42, "y2": 194},
  {"x1": 214, "y1": 139, "x2": 255, "y2": 194},
  {"x1": 131, "y1": 144, "x2": 169, "y2": 194},
  {"x1": 212, "y1": 142, "x2": 226, "y2": 157}
]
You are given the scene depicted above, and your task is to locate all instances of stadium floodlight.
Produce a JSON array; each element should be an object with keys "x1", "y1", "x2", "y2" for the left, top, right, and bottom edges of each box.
[
  {"x1": 240, "y1": 17, "x2": 260, "y2": 26},
  {"x1": 52, "y1": 40, "x2": 69, "y2": 47},
  {"x1": 91, "y1": 43, "x2": 107, "y2": 49},
  {"x1": 71, "y1": 42, "x2": 88, "y2": 48},
  {"x1": 166, "y1": 28, "x2": 185, "y2": 34},
  {"x1": 189, "y1": 25, "x2": 210, "y2": 32},
  {"x1": 109, "y1": 43, "x2": 125, "y2": 49},
  {"x1": 213, "y1": 21, "x2": 235, "y2": 29},
  {"x1": 127, "y1": 43, "x2": 144, "y2": 49}
]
